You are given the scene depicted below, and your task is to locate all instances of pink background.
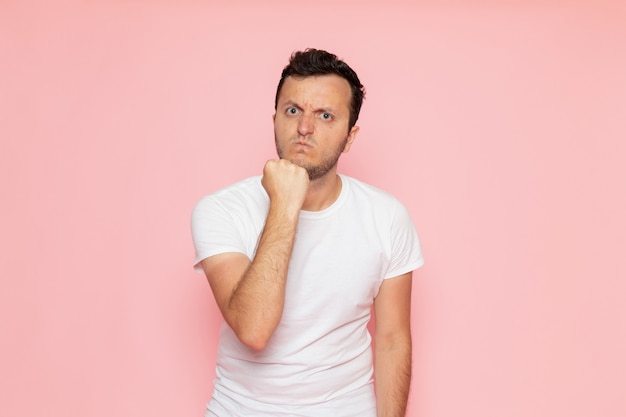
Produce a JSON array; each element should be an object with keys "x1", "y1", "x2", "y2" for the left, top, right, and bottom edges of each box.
[{"x1": 1, "y1": 1, "x2": 625, "y2": 416}]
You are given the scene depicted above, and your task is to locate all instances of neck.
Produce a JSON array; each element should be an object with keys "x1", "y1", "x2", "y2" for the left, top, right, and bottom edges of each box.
[{"x1": 301, "y1": 172, "x2": 342, "y2": 212}]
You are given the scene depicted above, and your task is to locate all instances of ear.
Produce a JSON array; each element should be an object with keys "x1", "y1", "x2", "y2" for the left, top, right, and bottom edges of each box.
[{"x1": 342, "y1": 125, "x2": 360, "y2": 153}]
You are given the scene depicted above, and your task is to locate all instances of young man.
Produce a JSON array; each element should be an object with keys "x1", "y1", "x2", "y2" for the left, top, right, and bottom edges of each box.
[{"x1": 191, "y1": 48, "x2": 424, "y2": 417}]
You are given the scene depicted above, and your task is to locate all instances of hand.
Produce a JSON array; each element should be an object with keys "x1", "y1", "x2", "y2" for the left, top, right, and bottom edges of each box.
[{"x1": 262, "y1": 159, "x2": 309, "y2": 214}]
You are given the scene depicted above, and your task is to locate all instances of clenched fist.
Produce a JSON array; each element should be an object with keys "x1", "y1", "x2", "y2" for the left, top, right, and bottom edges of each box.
[{"x1": 262, "y1": 159, "x2": 309, "y2": 214}]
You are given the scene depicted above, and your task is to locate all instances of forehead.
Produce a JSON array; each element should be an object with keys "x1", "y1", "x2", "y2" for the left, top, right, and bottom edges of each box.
[{"x1": 278, "y1": 75, "x2": 352, "y2": 111}]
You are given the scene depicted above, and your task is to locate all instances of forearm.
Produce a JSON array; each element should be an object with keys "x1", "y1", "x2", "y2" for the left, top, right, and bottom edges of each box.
[
  {"x1": 227, "y1": 204, "x2": 299, "y2": 349},
  {"x1": 374, "y1": 336, "x2": 412, "y2": 417}
]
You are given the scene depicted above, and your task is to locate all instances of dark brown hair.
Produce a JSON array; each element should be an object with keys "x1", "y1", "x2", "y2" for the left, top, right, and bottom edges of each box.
[{"x1": 275, "y1": 48, "x2": 366, "y2": 130}]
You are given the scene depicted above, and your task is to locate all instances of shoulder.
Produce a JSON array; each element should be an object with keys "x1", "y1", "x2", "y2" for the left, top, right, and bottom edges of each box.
[
  {"x1": 193, "y1": 176, "x2": 266, "y2": 212},
  {"x1": 205, "y1": 176, "x2": 264, "y2": 201},
  {"x1": 340, "y1": 175, "x2": 416, "y2": 231},
  {"x1": 341, "y1": 175, "x2": 403, "y2": 208}
]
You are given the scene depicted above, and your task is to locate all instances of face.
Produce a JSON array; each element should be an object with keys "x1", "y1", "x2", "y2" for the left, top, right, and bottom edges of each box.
[{"x1": 273, "y1": 75, "x2": 359, "y2": 180}]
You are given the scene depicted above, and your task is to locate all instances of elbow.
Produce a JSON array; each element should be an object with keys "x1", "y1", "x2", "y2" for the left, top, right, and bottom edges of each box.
[
  {"x1": 232, "y1": 323, "x2": 275, "y2": 351},
  {"x1": 375, "y1": 330, "x2": 412, "y2": 354},
  {"x1": 237, "y1": 330, "x2": 272, "y2": 351},
  {"x1": 224, "y1": 308, "x2": 281, "y2": 351},
  {"x1": 239, "y1": 335, "x2": 269, "y2": 351}
]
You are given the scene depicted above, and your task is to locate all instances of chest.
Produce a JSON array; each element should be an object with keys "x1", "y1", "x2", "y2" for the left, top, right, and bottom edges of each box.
[{"x1": 283, "y1": 214, "x2": 390, "y2": 318}]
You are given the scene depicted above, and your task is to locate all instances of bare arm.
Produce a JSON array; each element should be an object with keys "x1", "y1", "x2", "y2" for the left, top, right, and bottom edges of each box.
[
  {"x1": 201, "y1": 159, "x2": 309, "y2": 351},
  {"x1": 374, "y1": 272, "x2": 413, "y2": 417}
]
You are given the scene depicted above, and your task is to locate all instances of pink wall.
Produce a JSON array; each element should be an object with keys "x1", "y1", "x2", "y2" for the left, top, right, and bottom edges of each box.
[{"x1": 1, "y1": 1, "x2": 625, "y2": 416}]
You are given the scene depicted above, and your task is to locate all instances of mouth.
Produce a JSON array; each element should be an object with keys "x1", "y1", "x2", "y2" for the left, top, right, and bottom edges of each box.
[
  {"x1": 292, "y1": 141, "x2": 313, "y2": 152},
  {"x1": 295, "y1": 137, "x2": 315, "y2": 146}
]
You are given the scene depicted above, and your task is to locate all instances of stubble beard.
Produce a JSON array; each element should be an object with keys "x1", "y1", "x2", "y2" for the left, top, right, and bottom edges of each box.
[{"x1": 275, "y1": 135, "x2": 348, "y2": 180}]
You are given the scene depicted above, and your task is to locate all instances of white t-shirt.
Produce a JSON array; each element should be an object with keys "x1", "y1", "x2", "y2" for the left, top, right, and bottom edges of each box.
[{"x1": 191, "y1": 174, "x2": 424, "y2": 416}]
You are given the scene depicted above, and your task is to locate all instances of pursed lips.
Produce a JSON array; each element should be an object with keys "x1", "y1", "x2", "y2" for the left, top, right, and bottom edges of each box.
[{"x1": 293, "y1": 138, "x2": 315, "y2": 148}]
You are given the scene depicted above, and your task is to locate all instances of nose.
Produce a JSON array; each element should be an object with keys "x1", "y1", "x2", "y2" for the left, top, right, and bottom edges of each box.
[{"x1": 297, "y1": 113, "x2": 315, "y2": 137}]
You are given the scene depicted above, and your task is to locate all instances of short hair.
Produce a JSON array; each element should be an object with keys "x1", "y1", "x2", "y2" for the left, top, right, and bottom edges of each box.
[{"x1": 274, "y1": 48, "x2": 366, "y2": 130}]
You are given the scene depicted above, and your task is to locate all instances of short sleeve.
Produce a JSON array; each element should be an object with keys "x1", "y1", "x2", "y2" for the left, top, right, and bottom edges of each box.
[
  {"x1": 384, "y1": 201, "x2": 424, "y2": 279},
  {"x1": 190, "y1": 196, "x2": 248, "y2": 273}
]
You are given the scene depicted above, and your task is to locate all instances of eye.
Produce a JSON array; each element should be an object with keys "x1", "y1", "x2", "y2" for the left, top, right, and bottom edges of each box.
[
  {"x1": 320, "y1": 112, "x2": 333, "y2": 120},
  {"x1": 286, "y1": 107, "x2": 299, "y2": 115}
]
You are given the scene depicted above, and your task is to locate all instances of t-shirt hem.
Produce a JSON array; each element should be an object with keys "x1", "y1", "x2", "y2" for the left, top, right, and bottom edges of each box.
[
  {"x1": 384, "y1": 257, "x2": 425, "y2": 280},
  {"x1": 193, "y1": 248, "x2": 248, "y2": 273}
]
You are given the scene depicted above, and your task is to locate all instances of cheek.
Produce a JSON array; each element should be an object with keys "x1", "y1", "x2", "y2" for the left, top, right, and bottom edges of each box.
[
  {"x1": 274, "y1": 124, "x2": 288, "y2": 140},
  {"x1": 274, "y1": 117, "x2": 293, "y2": 133}
]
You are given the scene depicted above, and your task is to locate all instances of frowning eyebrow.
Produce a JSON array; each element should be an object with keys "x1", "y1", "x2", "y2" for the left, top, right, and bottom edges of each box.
[{"x1": 281, "y1": 100, "x2": 337, "y2": 115}]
